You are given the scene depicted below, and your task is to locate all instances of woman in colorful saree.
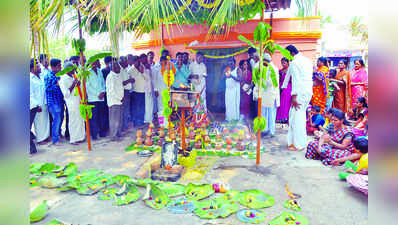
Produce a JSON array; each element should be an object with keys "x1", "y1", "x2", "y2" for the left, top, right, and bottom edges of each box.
[
  {"x1": 331, "y1": 59, "x2": 352, "y2": 113},
  {"x1": 350, "y1": 59, "x2": 368, "y2": 108},
  {"x1": 276, "y1": 57, "x2": 291, "y2": 123},
  {"x1": 311, "y1": 57, "x2": 329, "y2": 113},
  {"x1": 305, "y1": 109, "x2": 355, "y2": 166}
]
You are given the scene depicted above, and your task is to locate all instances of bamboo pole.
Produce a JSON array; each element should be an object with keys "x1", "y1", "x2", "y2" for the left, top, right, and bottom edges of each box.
[{"x1": 77, "y1": 6, "x2": 92, "y2": 151}]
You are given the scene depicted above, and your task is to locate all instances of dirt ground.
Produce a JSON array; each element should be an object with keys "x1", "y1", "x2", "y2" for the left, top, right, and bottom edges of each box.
[{"x1": 30, "y1": 125, "x2": 368, "y2": 225}]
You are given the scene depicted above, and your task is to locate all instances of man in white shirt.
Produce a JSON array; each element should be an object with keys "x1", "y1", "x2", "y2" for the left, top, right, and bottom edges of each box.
[
  {"x1": 59, "y1": 62, "x2": 85, "y2": 144},
  {"x1": 282, "y1": 45, "x2": 313, "y2": 150},
  {"x1": 253, "y1": 53, "x2": 280, "y2": 137},
  {"x1": 129, "y1": 57, "x2": 147, "y2": 127},
  {"x1": 30, "y1": 59, "x2": 42, "y2": 154},
  {"x1": 39, "y1": 54, "x2": 50, "y2": 76},
  {"x1": 152, "y1": 56, "x2": 168, "y2": 127},
  {"x1": 106, "y1": 60, "x2": 125, "y2": 141},
  {"x1": 119, "y1": 56, "x2": 135, "y2": 132},
  {"x1": 32, "y1": 58, "x2": 50, "y2": 145},
  {"x1": 86, "y1": 60, "x2": 107, "y2": 140},
  {"x1": 189, "y1": 52, "x2": 207, "y2": 111}
]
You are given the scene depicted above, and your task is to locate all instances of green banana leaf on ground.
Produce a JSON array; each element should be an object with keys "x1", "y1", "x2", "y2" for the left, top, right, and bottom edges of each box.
[
  {"x1": 144, "y1": 184, "x2": 170, "y2": 209},
  {"x1": 97, "y1": 174, "x2": 115, "y2": 186},
  {"x1": 113, "y1": 184, "x2": 141, "y2": 206},
  {"x1": 98, "y1": 188, "x2": 119, "y2": 200},
  {"x1": 131, "y1": 178, "x2": 159, "y2": 187},
  {"x1": 184, "y1": 183, "x2": 215, "y2": 200},
  {"x1": 213, "y1": 190, "x2": 241, "y2": 203},
  {"x1": 54, "y1": 163, "x2": 78, "y2": 178},
  {"x1": 238, "y1": 190, "x2": 275, "y2": 209},
  {"x1": 269, "y1": 211, "x2": 309, "y2": 225},
  {"x1": 45, "y1": 219, "x2": 67, "y2": 225},
  {"x1": 111, "y1": 175, "x2": 132, "y2": 186},
  {"x1": 38, "y1": 174, "x2": 66, "y2": 189},
  {"x1": 31, "y1": 162, "x2": 61, "y2": 175},
  {"x1": 236, "y1": 209, "x2": 266, "y2": 224},
  {"x1": 167, "y1": 198, "x2": 196, "y2": 214},
  {"x1": 283, "y1": 199, "x2": 302, "y2": 212},
  {"x1": 30, "y1": 176, "x2": 41, "y2": 187},
  {"x1": 72, "y1": 170, "x2": 103, "y2": 184},
  {"x1": 76, "y1": 182, "x2": 106, "y2": 195},
  {"x1": 156, "y1": 182, "x2": 186, "y2": 197},
  {"x1": 30, "y1": 200, "x2": 47, "y2": 222},
  {"x1": 193, "y1": 198, "x2": 239, "y2": 219}
]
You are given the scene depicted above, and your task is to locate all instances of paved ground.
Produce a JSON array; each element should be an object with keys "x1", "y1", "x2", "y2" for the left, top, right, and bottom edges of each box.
[{"x1": 30, "y1": 126, "x2": 368, "y2": 225}]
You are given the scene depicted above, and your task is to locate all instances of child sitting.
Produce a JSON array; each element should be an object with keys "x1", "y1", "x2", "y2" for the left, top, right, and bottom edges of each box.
[
  {"x1": 326, "y1": 69, "x2": 339, "y2": 110},
  {"x1": 332, "y1": 136, "x2": 368, "y2": 168},
  {"x1": 315, "y1": 108, "x2": 336, "y2": 138},
  {"x1": 306, "y1": 105, "x2": 325, "y2": 135}
]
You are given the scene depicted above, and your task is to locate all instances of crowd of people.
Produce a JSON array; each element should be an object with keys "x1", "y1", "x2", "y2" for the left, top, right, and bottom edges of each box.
[
  {"x1": 30, "y1": 44, "x2": 368, "y2": 171},
  {"x1": 29, "y1": 49, "x2": 209, "y2": 154}
]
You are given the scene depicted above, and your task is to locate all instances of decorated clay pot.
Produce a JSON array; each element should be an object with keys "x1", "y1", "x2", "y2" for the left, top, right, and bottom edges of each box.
[
  {"x1": 136, "y1": 130, "x2": 143, "y2": 138},
  {"x1": 215, "y1": 142, "x2": 223, "y2": 150},
  {"x1": 225, "y1": 136, "x2": 233, "y2": 145},
  {"x1": 227, "y1": 144, "x2": 233, "y2": 150},
  {"x1": 144, "y1": 137, "x2": 153, "y2": 146},
  {"x1": 136, "y1": 137, "x2": 144, "y2": 145}
]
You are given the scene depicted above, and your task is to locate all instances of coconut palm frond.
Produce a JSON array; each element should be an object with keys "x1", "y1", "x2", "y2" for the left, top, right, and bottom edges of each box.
[
  {"x1": 295, "y1": 0, "x2": 315, "y2": 17},
  {"x1": 206, "y1": 0, "x2": 240, "y2": 39},
  {"x1": 122, "y1": 0, "x2": 195, "y2": 39},
  {"x1": 30, "y1": 0, "x2": 67, "y2": 59}
]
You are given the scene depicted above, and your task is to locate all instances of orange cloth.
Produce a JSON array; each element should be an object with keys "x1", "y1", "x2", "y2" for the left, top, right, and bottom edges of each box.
[
  {"x1": 333, "y1": 70, "x2": 352, "y2": 113},
  {"x1": 312, "y1": 85, "x2": 327, "y2": 113}
]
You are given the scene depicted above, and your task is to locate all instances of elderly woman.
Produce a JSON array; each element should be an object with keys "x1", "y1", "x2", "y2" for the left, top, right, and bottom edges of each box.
[{"x1": 305, "y1": 109, "x2": 355, "y2": 165}]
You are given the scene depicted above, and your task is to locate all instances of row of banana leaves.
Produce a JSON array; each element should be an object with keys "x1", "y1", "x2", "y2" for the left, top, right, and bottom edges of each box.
[{"x1": 30, "y1": 162, "x2": 285, "y2": 224}]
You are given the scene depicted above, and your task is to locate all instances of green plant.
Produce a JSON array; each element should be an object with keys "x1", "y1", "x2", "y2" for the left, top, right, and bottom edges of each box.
[{"x1": 238, "y1": 22, "x2": 292, "y2": 164}]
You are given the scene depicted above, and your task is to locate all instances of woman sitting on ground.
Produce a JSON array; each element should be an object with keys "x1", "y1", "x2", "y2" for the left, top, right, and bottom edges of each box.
[
  {"x1": 348, "y1": 97, "x2": 368, "y2": 127},
  {"x1": 305, "y1": 109, "x2": 355, "y2": 165},
  {"x1": 331, "y1": 136, "x2": 368, "y2": 167}
]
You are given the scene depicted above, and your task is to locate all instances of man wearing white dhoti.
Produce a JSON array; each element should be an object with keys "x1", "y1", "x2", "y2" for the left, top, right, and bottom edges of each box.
[
  {"x1": 140, "y1": 53, "x2": 154, "y2": 124},
  {"x1": 59, "y1": 63, "x2": 85, "y2": 144},
  {"x1": 282, "y1": 45, "x2": 313, "y2": 150},
  {"x1": 253, "y1": 53, "x2": 280, "y2": 137},
  {"x1": 152, "y1": 56, "x2": 168, "y2": 127},
  {"x1": 32, "y1": 59, "x2": 50, "y2": 144},
  {"x1": 223, "y1": 58, "x2": 241, "y2": 122},
  {"x1": 189, "y1": 52, "x2": 207, "y2": 111},
  {"x1": 106, "y1": 60, "x2": 124, "y2": 141}
]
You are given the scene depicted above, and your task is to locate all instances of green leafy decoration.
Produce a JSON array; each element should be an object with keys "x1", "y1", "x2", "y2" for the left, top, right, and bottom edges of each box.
[
  {"x1": 45, "y1": 219, "x2": 66, "y2": 225},
  {"x1": 113, "y1": 184, "x2": 141, "y2": 206},
  {"x1": 30, "y1": 200, "x2": 47, "y2": 222},
  {"x1": 56, "y1": 64, "x2": 77, "y2": 77},
  {"x1": 86, "y1": 52, "x2": 112, "y2": 65},
  {"x1": 238, "y1": 35, "x2": 256, "y2": 49},
  {"x1": 111, "y1": 175, "x2": 132, "y2": 186},
  {"x1": 236, "y1": 209, "x2": 266, "y2": 224},
  {"x1": 55, "y1": 162, "x2": 78, "y2": 178},
  {"x1": 38, "y1": 174, "x2": 66, "y2": 188},
  {"x1": 98, "y1": 188, "x2": 119, "y2": 200},
  {"x1": 79, "y1": 104, "x2": 95, "y2": 120},
  {"x1": 274, "y1": 43, "x2": 293, "y2": 60}
]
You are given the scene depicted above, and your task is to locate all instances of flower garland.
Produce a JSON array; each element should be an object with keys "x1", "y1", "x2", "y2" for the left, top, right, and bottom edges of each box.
[
  {"x1": 239, "y1": 0, "x2": 255, "y2": 6},
  {"x1": 188, "y1": 47, "x2": 249, "y2": 59}
]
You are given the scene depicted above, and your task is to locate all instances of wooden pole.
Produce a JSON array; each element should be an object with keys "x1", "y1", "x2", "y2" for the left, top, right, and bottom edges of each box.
[
  {"x1": 256, "y1": 97, "x2": 261, "y2": 165},
  {"x1": 181, "y1": 109, "x2": 186, "y2": 152},
  {"x1": 77, "y1": 6, "x2": 92, "y2": 151}
]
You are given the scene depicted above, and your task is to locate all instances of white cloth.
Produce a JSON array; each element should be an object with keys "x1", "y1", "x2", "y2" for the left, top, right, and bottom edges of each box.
[
  {"x1": 145, "y1": 92, "x2": 154, "y2": 123},
  {"x1": 144, "y1": 68, "x2": 154, "y2": 123},
  {"x1": 86, "y1": 69, "x2": 106, "y2": 102},
  {"x1": 287, "y1": 94, "x2": 312, "y2": 149},
  {"x1": 59, "y1": 75, "x2": 85, "y2": 143},
  {"x1": 106, "y1": 71, "x2": 124, "y2": 107},
  {"x1": 262, "y1": 100, "x2": 277, "y2": 136},
  {"x1": 225, "y1": 68, "x2": 240, "y2": 121},
  {"x1": 283, "y1": 53, "x2": 313, "y2": 149},
  {"x1": 282, "y1": 53, "x2": 313, "y2": 96},
  {"x1": 30, "y1": 73, "x2": 43, "y2": 109},
  {"x1": 152, "y1": 63, "x2": 168, "y2": 125},
  {"x1": 121, "y1": 67, "x2": 132, "y2": 90},
  {"x1": 129, "y1": 66, "x2": 146, "y2": 93},
  {"x1": 31, "y1": 73, "x2": 49, "y2": 142},
  {"x1": 189, "y1": 61, "x2": 207, "y2": 110},
  {"x1": 253, "y1": 62, "x2": 280, "y2": 108}
]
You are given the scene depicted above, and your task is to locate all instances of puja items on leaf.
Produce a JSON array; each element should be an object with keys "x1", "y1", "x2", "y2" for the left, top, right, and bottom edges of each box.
[
  {"x1": 212, "y1": 183, "x2": 227, "y2": 193},
  {"x1": 156, "y1": 182, "x2": 186, "y2": 197},
  {"x1": 269, "y1": 211, "x2": 309, "y2": 225},
  {"x1": 98, "y1": 188, "x2": 118, "y2": 200},
  {"x1": 113, "y1": 183, "x2": 141, "y2": 206},
  {"x1": 239, "y1": 190, "x2": 275, "y2": 209},
  {"x1": 144, "y1": 184, "x2": 170, "y2": 209},
  {"x1": 193, "y1": 198, "x2": 239, "y2": 219},
  {"x1": 236, "y1": 209, "x2": 266, "y2": 224},
  {"x1": 167, "y1": 197, "x2": 196, "y2": 214},
  {"x1": 283, "y1": 199, "x2": 302, "y2": 211},
  {"x1": 184, "y1": 183, "x2": 215, "y2": 200}
]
